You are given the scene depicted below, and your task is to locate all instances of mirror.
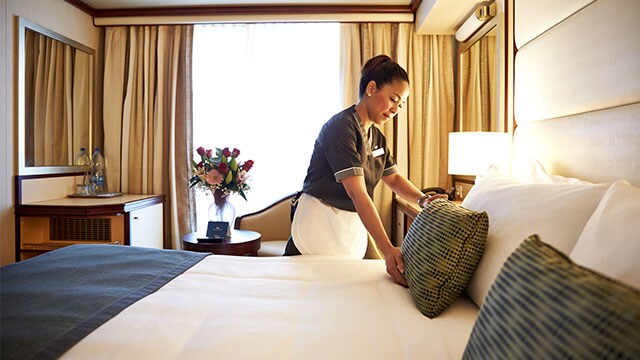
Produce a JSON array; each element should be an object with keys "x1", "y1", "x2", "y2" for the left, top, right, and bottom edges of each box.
[
  {"x1": 18, "y1": 17, "x2": 94, "y2": 175},
  {"x1": 457, "y1": 16, "x2": 502, "y2": 132}
]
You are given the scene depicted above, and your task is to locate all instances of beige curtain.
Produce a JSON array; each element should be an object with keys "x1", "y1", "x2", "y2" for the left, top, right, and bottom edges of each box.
[
  {"x1": 25, "y1": 30, "x2": 73, "y2": 166},
  {"x1": 407, "y1": 34, "x2": 455, "y2": 189},
  {"x1": 103, "y1": 25, "x2": 195, "y2": 249},
  {"x1": 459, "y1": 35, "x2": 496, "y2": 131},
  {"x1": 340, "y1": 23, "x2": 455, "y2": 237},
  {"x1": 72, "y1": 52, "x2": 91, "y2": 161}
]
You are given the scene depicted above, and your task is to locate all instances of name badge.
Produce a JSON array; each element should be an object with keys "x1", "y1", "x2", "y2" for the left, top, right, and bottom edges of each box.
[{"x1": 372, "y1": 147, "x2": 385, "y2": 157}]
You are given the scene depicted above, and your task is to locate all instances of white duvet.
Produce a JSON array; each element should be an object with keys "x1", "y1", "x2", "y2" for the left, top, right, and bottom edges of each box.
[{"x1": 63, "y1": 255, "x2": 478, "y2": 359}]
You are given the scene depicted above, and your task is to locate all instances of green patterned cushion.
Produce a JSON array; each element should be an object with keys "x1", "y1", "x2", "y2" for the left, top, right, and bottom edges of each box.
[
  {"x1": 401, "y1": 199, "x2": 488, "y2": 318},
  {"x1": 463, "y1": 235, "x2": 640, "y2": 359}
]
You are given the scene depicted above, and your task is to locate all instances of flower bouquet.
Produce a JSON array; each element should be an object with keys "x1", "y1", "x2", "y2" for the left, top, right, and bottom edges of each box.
[{"x1": 189, "y1": 146, "x2": 254, "y2": 201}]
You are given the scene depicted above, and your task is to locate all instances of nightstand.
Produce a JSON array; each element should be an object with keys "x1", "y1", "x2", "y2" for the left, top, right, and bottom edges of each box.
[{"x1": 181, "y1": 229, "x2": 261, "y2": 256}]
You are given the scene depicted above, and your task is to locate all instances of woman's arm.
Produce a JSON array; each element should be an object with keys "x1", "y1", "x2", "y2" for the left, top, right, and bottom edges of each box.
[
  {"x1": 382, "y1": 172, "x2": 448, "y2": 207},
  {"x1": 381, "y1": 172, "x2": 423, "y2": 204},
  {"x1": 341, "y1": 175, "x2": 407, "y2": 287}
]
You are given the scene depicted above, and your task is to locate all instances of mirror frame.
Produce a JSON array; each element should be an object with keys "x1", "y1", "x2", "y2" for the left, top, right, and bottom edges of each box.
[
  {"x1": 17, "y1": 16, "x2": 94, "y2": 175},
  {"x1": 456, "y1": 15, "x2": 502, "y2": 132}
]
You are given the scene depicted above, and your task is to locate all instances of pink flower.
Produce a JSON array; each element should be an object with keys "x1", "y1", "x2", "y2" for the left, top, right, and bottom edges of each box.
[
  {"x1": 189, "y1": 145, "x2": 253, "y2": 200},
  {"x1": 236, "y1": 170, "x2": 248, "y2": 185},
  {"x1": 206, "y1": 169, "x2": 223, "y2": 185}
]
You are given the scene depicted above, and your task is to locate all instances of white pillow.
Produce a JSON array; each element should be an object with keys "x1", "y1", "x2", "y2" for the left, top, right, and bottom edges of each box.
[
  {"x1": 570, "y1": 181, "x2": 640, "y2": 290},
  {"x1": 514, "y1": 159, "x2": 593, "y2": 184},
  {"x1": 461, "y1": 169, "x2": 610, "y2": 307}
]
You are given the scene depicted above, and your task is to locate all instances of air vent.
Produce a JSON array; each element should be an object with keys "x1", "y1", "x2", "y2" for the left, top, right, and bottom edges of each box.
[{"x1": 50, "y1": 217, "x2": 111, "y2": 241}]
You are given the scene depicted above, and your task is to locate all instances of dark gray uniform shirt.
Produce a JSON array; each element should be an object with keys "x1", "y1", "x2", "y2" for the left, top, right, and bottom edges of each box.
[{"x1": 302, "y1": 105, "x2": 398, "y2": 212}]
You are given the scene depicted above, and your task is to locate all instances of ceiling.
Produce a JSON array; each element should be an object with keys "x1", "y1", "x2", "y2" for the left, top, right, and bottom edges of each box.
[
  {"x1": 78, "y1": 0, "x2": 414, "y2": 10},
  {"x1": 70, "y1": 0, "x2": 481, "y2": 35}
]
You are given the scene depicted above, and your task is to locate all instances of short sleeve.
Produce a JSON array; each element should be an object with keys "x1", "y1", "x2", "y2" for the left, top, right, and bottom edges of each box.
[
  {"x1": 383, "y1": 148, "x2": 398, "y2": 176},
  {"x1": 374, "y1": 127, "x2": 397, "y2": 177},
  {"x1": 320, "y1": 118, "x2": 365, "y2": 182}
]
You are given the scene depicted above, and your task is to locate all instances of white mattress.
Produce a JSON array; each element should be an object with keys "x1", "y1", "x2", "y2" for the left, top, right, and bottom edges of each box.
[{"x1": 63, "y1": 255, "x2": 479, "y2": 359}]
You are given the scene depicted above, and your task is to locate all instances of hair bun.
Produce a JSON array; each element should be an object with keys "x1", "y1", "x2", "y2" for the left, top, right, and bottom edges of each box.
[
  {"x1": 357, "y1": 54, "x2": 409, "y2": 100},
  {"x1": 361, "y1": 54, "x2": 393, "y2": 75}
]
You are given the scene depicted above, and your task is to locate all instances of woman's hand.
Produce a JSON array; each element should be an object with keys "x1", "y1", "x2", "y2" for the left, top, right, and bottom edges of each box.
[
  {"x1": 421, "y1": 193, "x2": 448, "y2": 208},
  {"x1": 382, "y1": 246, "x2": 408, "y2": 287}
]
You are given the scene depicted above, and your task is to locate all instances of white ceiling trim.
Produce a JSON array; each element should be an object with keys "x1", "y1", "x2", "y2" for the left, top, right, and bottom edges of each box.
[
  {"x1": 82, "y1": 0, "x2": 413, "y2": 9},
  {"x1": 93, "y1": 12, "x2": 413, "y2": 25}
]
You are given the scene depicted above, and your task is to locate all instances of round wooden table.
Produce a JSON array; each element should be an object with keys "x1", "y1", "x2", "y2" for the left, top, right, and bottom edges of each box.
[{"x1": 181, "y1": 229, "x2": 261, "y2": 256}]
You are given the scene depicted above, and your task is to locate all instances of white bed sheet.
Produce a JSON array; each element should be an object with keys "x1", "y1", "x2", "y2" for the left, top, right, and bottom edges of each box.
[{"x1": 63, "y1": 255, "x2": 479, "y2": 360}]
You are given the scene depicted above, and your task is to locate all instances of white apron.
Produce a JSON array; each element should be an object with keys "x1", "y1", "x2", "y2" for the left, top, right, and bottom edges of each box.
[{"x1": 291, "y1": 193, "x2": 368, "y2": 259}]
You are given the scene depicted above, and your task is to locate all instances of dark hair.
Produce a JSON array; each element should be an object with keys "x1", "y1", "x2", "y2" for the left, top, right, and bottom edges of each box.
[{"x1": 358, "y1": 54, "x2": 409, "y2": 99}]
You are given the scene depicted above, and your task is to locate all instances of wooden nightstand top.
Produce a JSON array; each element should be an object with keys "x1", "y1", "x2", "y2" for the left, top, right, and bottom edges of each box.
[
  {"x1": 15, "y1": 194, "x2": 165, "y2": 216},
  {"x1": 182, "y1": 229, "x2": 261, "y2": 256}
]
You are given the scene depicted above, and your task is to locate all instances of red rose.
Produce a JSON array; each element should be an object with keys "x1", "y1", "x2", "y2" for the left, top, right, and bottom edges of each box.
[
  {"x1": 205, "y1": 149, "x2": 213, "y2": 158},
  {"x1": 231, "y1": 148, "x2": 240, "y2": 158},
  {"x1": 242, "y1": 160, "x2": 254, "y2": 171},
  {"x1": 196, "y1": 146, "x2": 205, "y2": 155},
  {"x1": 222, "y1": 147, "x2": 231, "y2": 157},
  {"x1": 218, "y1": 162, "x2": 229, "y2": 174},
  {"x1": 197, "y1": 161, "x2": 203, "y2": 168}
]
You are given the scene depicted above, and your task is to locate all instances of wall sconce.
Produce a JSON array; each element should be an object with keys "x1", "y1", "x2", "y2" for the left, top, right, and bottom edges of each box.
[
  {"x1": 455, "y1": 2, "x2": 497, "y2": 42},
  {"x1": 448, "y1": 131, "x2": 511, "y2": 178}
]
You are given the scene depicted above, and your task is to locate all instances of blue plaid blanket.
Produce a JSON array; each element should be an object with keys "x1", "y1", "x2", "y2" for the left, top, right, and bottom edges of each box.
[{"x1": 0, "y1": 244, "x2": 207, "y2": 360}]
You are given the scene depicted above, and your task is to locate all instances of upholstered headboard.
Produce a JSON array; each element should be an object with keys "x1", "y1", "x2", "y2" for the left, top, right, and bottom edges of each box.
[{"x1": 511, "y1": 0, "x2": 640, "y2": 186}]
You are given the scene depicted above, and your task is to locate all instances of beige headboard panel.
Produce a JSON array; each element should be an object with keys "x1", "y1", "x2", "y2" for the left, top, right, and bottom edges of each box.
[
  {"x1": 512, "y1": 0, "x2": 640, "y2": 186},
  {"x1": 515, "y1": 0, "x2": 594, "y2": 48},
  {"x1": 512, "y1": 103, "x2": 640, "y2": 184}
]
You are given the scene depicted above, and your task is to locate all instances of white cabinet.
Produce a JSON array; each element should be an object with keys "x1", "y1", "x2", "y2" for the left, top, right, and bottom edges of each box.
[{"x1": 130, "y1": 203, "x2": 164, "y2": 249}]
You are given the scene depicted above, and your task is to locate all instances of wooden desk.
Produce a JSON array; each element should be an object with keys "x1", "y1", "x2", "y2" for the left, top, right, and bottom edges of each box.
[
  {"x1": 15, "y1": 194, "x2": 165, "y2": 261},
  {"x1": 182, "y1": 229, "x2": 261, "y2": 256}
]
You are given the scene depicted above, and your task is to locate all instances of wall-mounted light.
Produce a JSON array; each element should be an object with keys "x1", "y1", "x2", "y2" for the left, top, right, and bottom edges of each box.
[
  {"x1": 448, "y1": 131, "x2": 511, "y2": 178},
  {"x1": 455, "y1": 2, "x2": 497, "y2": 42}
]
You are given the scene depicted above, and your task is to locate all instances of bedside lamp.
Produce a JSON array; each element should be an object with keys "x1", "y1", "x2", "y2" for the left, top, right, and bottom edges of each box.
[{"x1": 448, "y1": 132, "x2": 511, "y2": 179}]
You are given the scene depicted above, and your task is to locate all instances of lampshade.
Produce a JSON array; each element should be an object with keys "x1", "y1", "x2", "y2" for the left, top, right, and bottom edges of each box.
[
  {"x1": 455, "y1": 3, "x2": 496, "y2": 42},
  {"x1": 448, "y1": 132, "x2": 511, "y2": 176}
]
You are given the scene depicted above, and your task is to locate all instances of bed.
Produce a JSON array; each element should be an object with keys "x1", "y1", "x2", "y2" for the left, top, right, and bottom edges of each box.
[
  {"x1": 1, "y1": 245, "x2": 479, "y2": 359},
  {"x1": 3, "y1": 0, "x2": 640, "y2": 358}
]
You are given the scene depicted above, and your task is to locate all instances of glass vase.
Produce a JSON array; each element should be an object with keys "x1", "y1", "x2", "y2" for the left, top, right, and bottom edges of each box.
[{"x1": 208, "y1": 189, "x2": 236, "y2": 226}]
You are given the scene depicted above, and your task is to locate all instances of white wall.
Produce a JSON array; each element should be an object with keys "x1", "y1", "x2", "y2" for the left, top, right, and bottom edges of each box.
[
  {"x1": 415, "y1": 0, "x2": 506, "y2": 34},
  {"x1": 0, "y1": 0, "x2": 101, "y2": 265}
]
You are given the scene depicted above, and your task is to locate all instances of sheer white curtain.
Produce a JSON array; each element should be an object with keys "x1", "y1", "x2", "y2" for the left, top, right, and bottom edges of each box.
[{"x1": 192, "y1": 23, "x2": 340, "y2": 232}]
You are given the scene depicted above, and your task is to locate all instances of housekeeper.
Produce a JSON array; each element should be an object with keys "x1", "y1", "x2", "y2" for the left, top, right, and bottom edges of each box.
[{"x1": 284, "y1": 54, "x2": 446, "y2": 286}]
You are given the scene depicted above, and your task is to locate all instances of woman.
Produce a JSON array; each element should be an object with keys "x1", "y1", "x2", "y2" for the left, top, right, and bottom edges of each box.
[{"x1": 284, "y1": 55, "x2": 446, "y2": 286}]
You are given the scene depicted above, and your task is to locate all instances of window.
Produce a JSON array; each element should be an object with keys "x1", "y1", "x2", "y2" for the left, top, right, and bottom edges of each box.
[{"x1": 193, "y1": 23, "x2": 340, "y2": 231}]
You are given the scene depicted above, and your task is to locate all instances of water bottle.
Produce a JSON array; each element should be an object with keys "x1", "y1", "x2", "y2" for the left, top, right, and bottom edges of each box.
[
  {"x1": 75, "y1": 148, "x2": 91, "y2": 195},
  {"x1": 75, "y1": 148, "x2": 91, "y2": 167},
  {"x1": 91, "y1": 148, "x2": 106, "y2": 194}
]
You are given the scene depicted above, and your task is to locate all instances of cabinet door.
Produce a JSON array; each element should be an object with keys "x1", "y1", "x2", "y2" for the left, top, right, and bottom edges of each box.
[{"x1": 130, "y1": 203, "x2": 163, "y2": 249}]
